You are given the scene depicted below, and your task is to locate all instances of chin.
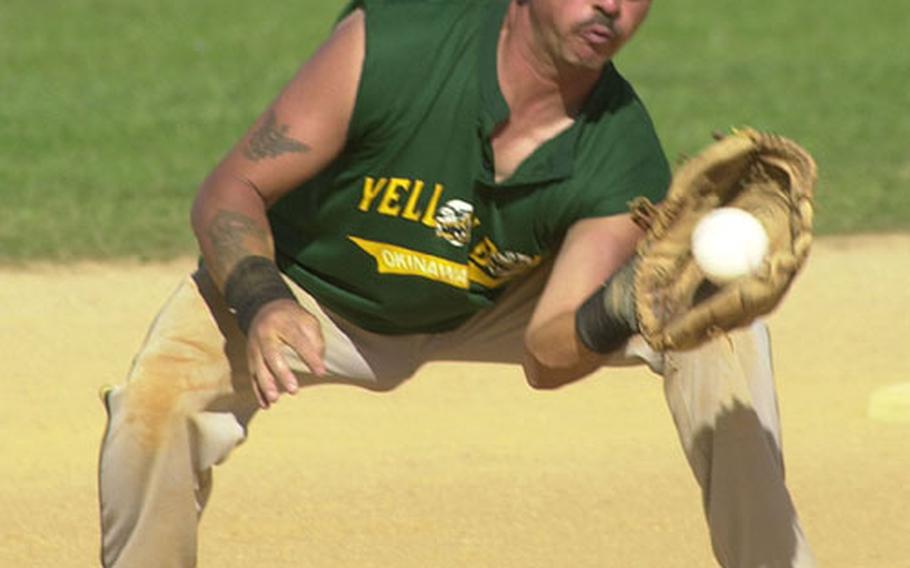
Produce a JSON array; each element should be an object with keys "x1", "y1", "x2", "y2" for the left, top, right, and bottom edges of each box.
[
  {"x1": 568, "y1": 43, "x2": 617, "y2": 70},
  {"x1": 570, "y1": 52, "x2": 613, "y2": 71}
]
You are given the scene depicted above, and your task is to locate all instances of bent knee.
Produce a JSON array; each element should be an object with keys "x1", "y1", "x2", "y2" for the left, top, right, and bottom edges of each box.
[
  {"x1": 114, "y1": 378, "x2": 194, "y2": 450},
  {"x1": 116, "y1": 354, "x2": 229, "y2": 450}
]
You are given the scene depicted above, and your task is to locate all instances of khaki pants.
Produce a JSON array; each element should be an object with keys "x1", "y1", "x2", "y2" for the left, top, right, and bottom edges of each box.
[{"x1": 98, "y1": 267, "x2": 815, "y2": 567}]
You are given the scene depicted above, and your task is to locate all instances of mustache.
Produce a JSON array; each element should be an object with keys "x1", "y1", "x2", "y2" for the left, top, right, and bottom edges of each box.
[{"x1": 576, "y1": 11, "x2": 619, "y2": 35}]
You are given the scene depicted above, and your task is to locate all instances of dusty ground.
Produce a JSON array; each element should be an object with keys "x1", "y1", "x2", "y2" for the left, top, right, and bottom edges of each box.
[{"x1": 1, "y1": 234, "x2": 908, "y2": 567}]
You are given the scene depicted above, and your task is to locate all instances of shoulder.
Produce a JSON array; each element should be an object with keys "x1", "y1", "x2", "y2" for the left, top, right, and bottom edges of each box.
[
  {"x1": 579, "y1": 65, "x2": 663, "y2": 149},
  {"x1": 346, "y1": 0, "x2": 493, "y2": 54},
  {"x1": 339, "y1": 0, "x2": 492, "y2": 25},
  {"x1": 341, "y1": 0, "x2": 496, "y2": 141},
  {"x1": 575, "y1": 65, "x2": 670, "y2": 189},
  {"x1": 532, "y1": 67, "x2": 670, "y2": 244},
  {"x1": 337, "y1": 0, "x2": 493, "y2": 81}
]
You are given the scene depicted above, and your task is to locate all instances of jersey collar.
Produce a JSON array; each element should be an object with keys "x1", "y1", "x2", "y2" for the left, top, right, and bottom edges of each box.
[{"x1": 478, "y1": 0, "x2": 623, "y2": 188}]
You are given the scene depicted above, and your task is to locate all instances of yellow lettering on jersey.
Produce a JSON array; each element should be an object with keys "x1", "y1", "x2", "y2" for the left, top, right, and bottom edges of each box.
[
  {"x1": 358, "y1": 176, "x2": 445, "y2": 228},
  {"x1": 401, "y1": 180, "x2": 425, "y2": 221},
  {"x1": 377, "y1": 177, "x2": 409, "y2": 216},
  {"x1": 358, "y1": 177, "x2": 388, "y2": 212},
  {"x1": 349, "y1": 236, "x2": 469, "y2": 289},
  {"x1": 421, "y1": 183, "x2": 444, "y2": 228}
]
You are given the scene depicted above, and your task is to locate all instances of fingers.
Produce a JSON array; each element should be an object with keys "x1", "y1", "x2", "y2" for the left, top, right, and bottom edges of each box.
[
  {"x1": 245, "y1": 302, "x2": 327, "y2": 409},
  {"x1": 248, "y1": 346, "x2": 273, "y2": 409},
  {"x1": 249, "y1": 341, "x2": 302, "y2": 408},
  {"x1": 284, "y1": 315, "x2": 327, "y2": 376},
  {"x1": 250, "y1": 349, "x2": 288, "y2": 406}
]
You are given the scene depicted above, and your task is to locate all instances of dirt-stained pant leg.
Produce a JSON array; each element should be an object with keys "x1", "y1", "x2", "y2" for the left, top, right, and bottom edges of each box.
[
  {"x1": 98, "y1": 270, "x2": 248, "y2": 567},
  {"x1": 99, "y1": 264, "x2": 814, "y2": 568},
  {"x1": 656, "y1": 323, "x2": 816, "y2": 568},
  {"x1": 97, "y1": 268, "x2": 421, "y2": 568},
  {"x1": 435, "y1": 267, "x2": 815, "y2": 568}
]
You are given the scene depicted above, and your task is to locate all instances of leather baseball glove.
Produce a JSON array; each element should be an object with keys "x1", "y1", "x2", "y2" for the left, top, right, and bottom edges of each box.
[{"x1": 577, "y1": 128, "x2": 817, "y2": 353}]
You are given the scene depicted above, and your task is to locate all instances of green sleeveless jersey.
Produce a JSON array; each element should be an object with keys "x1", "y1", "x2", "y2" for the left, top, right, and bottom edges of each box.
[{"x1": 268, "y1": 0, "x2": 670, "y2": 334}]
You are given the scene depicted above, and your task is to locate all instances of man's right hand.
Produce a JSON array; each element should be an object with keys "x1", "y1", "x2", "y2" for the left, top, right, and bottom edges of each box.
[{"x1": 245, "y1": 299, "x2": 326, "y2": 408}]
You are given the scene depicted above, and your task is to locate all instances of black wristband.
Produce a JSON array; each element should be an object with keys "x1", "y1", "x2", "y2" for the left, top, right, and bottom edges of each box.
[
  {"x1": 574, "y1": 260, "x2": 639, "y2": 354},
  {"x1": 224, "y1": 256, "x2": 297, "y2": 335}
]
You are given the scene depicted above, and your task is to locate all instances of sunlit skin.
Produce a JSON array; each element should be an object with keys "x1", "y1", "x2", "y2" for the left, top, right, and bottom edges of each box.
[
  {"x1": 191, "y1": 2, "x2": 659, "y2": 403},
  {"x1": 492, "y1": 1, "x2": 655, "y2": 387},
  {"x1": 533, "y1": 0, "x2": 651, "y2": 69},
  {"x1": 496, "y1": 0, "x2": 654, "y2": 134},
  {"x1": 509, "y1": 0, "x2": 653, "y2": 85}
]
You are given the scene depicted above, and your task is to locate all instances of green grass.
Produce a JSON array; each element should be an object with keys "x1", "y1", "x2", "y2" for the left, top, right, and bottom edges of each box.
[
  {"x1": 619, "y1": 2, "x2": 910, "y2": 234},
  {"x1": 2, "y1": 0, "x2": 908, "y2": 262},
  {"x1": 0, "y1": 0, "x2": 343, "y2": 262}
]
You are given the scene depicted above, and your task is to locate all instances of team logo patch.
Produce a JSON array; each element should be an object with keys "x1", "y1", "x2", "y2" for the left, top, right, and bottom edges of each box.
[
  {"x1": 434, "y1": 199, "x2": 475, "y2": 247},
  {"x1": 468, "y1": 236, "x2": 542, "y2": 288},
  {"x1": 486, "y1": 249, "x2": 537, "y2": 279}
]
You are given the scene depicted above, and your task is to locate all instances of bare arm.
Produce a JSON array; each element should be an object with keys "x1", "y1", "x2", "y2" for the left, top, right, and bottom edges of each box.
[
  {"x1": 191, "y1": 10, "x2": 364, "y2": 288},
  {"x1": 522, "y1": 214, "x2": 644, "y2": 389},
  {"x1": 190, "y1": 10, "x2": 365, "y2": 407}
]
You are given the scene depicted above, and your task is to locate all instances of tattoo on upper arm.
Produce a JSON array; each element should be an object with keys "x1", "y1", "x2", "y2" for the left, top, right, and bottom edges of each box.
[
  {"x1": 243, "y1": 109, "x2": 311, "y2": 162},
  {"x1": 207, "y1": 210, "x2": 269, "y2": 279}
]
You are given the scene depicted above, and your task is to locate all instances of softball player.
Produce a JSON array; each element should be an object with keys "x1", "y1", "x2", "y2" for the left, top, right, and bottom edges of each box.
[{"x1": 98, "y1": 1, "x2": 815, "y2": 566}]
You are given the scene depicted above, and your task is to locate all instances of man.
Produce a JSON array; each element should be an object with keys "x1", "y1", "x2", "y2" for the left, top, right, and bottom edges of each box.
[{"x1": 98, "y1": 1, "x2": 815, "y2": 566}]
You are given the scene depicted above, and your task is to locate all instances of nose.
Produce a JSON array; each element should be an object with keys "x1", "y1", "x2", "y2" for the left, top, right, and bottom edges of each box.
[{"x1": 596, "y1": 0, "x2": 620, "y2": 17}]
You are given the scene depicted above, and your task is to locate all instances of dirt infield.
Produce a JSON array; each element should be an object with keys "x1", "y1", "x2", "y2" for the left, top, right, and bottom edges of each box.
[{"x1": 1, "y1": 234, "x2": 908, "y2": 567}]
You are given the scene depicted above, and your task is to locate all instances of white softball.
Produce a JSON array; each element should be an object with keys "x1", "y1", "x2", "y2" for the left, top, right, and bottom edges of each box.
[{"x1": 692, "y1": 208, "x2": 769, "y2": 284}]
